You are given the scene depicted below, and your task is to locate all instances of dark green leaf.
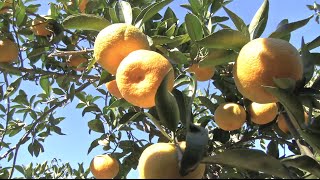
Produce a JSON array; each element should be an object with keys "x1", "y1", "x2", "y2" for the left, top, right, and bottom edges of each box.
[
  {"x1": 40, "y1": 76, "x2": 51, "y2": 95},
  {"x1": 196, "y1": 29, "x2": 250, "y2": 51},
  {"x1": 107, "y1": 98, "x2": 132, "y2": 109},
  {"x1": 119, "y1": 112, "x2": 144, "y2": 125},
  {"x1": 52, "y1": 88, "x2": 65, "y2": 95},
  {"x1": 155, "y1": 69, "x2": 180, "y2": 131},
  {"x1": 69, "y1": 83, "x2": 75, "y2": 102},
  {"x1": 88, "y1": 119, "x2": 105, "y2": 133},
  {"x1": 266, "y1": 140, "x2": 279, "y2": 158},
  {"x1": 199, "y1": 49, "x2": 237, "y2": 67},
  {"x1": 87, "y1": 139, "x2": 99, "y2": 155},
  {"x1": 116, "y1": 1, "x2": 133, "y2": 24},
  {"x1": 82, "y1": 105, "x2": 101, "y2": 117},
  {"x1": 301, "y1": 38, "x2": 315, "y2": 85},
  {"x1": 202, "y1": 149, "x2": 290, "y2": 178},
  {"x1": 135, "y1": 0, "x2": 173, "y2": 27},
  {"x1": 52, "y1": 126, "x2": 66, "y2": 135},
  {"x1": 269, "y1": 16, "x2": 313, "y2": 39},
  {"x1": 248, "y1": 0, "x2": 269, "y2": 39},
  {"x1": 211, "y1": 16, "x2": 229, "y2": 23},
  {"x1": 188, "y1": 0, "x2": 202, "y2": 15},
  {"x1": 63, "y1": 14, "x2": 111, "y2": 31},
  {"x1": 223, "y1": 7, "x2": 249, "y2": 37},
  {"x1": 281, "y1": 155, "x2": 320, "y2": 178},
  {"x1": 4, "y1": 78, "x2": 22, "y2": 99},
  {"x1": 180, "y1": 124, "x2": 208, "y2": 176},
  {"x1": 15, "y1": 1, "x2": 26, "y2": 26},
  {"x1": 306, "y1": 36, "x2": 320, "y2": 51},
  {"x1": 185, "y1": 13, "x2": 203, "y2": 41},
  {"x1": 275, "y1": 19, "x2": 291, "y2": 41},
  {"x1": 169, "y1": 50, "x2": 189, "y2": 64}
]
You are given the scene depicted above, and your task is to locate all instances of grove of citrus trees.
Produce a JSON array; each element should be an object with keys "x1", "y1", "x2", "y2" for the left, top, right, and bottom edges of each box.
[{"x1": 1, "y1": 0, "x2": 320, "y2": 179}]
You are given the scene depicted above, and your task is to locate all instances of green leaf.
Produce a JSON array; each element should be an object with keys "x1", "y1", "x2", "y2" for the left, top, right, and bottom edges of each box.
[
  {"x1": 196, "y1": 29, "x2": 250, "y2": 51},
  {"x1": 52, "y1": 126, "x2": 66, "y2": 135},
  {"x1": 87, "y1": 139, "x2": 99, "y2": 155},
  {"x1": 248, "y1": 0, "x2": 269, "y2": 39},
  {"x1": 155, "y1": 69, "x2": 180, "y2": 132},
  {"x1": 185, "y1": 13, "x2": 203, "y2": 41},
  {"x1": 266, "y1": 140, "x2": 279, "y2": 158},
  {"x1": 116, "y1": 1, "x2": 133, "y2": 24},
  {"x1": 223, "y1": 7, "x2": 249, "y2": 38},
  {"x1": 119, "y1": 112, "x2": 144, "y2": 125},
  {"x1": 68, "y1": 83, "x2": 75, "y2": 102},
  {"x1": 202, "y1": 149, "x2": 291, "y2": 178},
  {"x1": 88, "y1": 119, "x2": 105, "y2": 133},
  {"x1": 199, "y1": 49, "x2": 237, "y2": 67},
  {"x1": 198, "y1": 96, "x2": 216, "y2": 114},
  {"x1": 82, "y1": 105, "x2": 101, "y2": 117},
  {"x1": 63, "y1": 14, "x2": 111, "y2": 31},
  {"x1": 272, "y1": 78, "x2": 296, "y2": 91},
  {"x1": 281, "y1": 155, "x2": 320, "y2": 178},
  {"x1": 306, "y1": 35, "x2": 320, "y2": 51},
  {"x1": 180, "y1": 124, "x2": 208, "y2": 176},
  {"x1": 134, "y1": 0, "x2": 173, "y2": 27},
  {"x1": 15, "y1": 0, "x2": 26, "y2": 26},
  {"x1": 275, "y1": 19, "x2": 291, "y2": 41},
  {"x1": 52, "y1": 88, "x2": 65, "y2": 95},
  {"x1": 107, "y1": 98, "x2": 132, "y2": 109},
  {"x1": 172, "y1": 89, "x2": 187, "y2": 126},
  {"x1": 210, "y1": 0, "x2": 224, "y2": 15},
  {"x1": 33, "y1": 140, "x2": 44, "y2": 157},
  {"x1": 40, "y1": 76, "x2": 51, "y2": 95},
  {"x1": 4, "y1": 77, "x2": 22, "y2": 99},
  {"x1": 168, "y1": 50, "x2": 189, "y2": 64},
  {"x1": 211, "y1": 16, "x2": 229, "y2": 23},
  {"x1": 269, "y1": 15, "x2": 313, "y2": 39},
  {"x1": 301, "y1": 38, "x2": 315, "y2": 85},
  {"x1": 188, "y1": 0, "x2": 202, "y2": 15}
]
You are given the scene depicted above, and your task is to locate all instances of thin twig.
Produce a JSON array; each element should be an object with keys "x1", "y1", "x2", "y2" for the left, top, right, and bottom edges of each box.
[
  {"x1": 48, "y1": 49, "x2": 94, "y2": 57},
  {"x1": 0, "y1": 73, "x2": 10, "y2": 151}
]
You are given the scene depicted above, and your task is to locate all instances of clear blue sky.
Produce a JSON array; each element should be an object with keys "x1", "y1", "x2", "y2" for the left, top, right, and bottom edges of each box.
[{"x1": 1, "y1": 0, "x2": 319, "y2": 179}]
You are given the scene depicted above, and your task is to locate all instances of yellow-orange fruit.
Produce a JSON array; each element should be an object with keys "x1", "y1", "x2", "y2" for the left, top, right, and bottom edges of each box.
[
  {"x1": 277, "y1": 112, "x2": 308, "y2": 134},
  {"x1": 67, "y1": 55, "x2": 87, "y2": 71},
  {"x1": 30, "y1": 18, "x2": 51, "y2": 37},
  {"x1": 106, "y1": 80, "x2": 123, "y2": 99},
  {"x1": 187, "y1": 63, "x2": 215, "y2": 81},
  {"x1": 249, "y1": 102, "x2": 278, "y2": 125},
  {"x1": 138, "y1": 142, "x2": 206, "y2": 179},
  {"x1": 93, "y1": 23, "x2": 150, "y2": 75},
  {"x1": 233, "y1": 38, "x2": 303, "y2": 103},
  {"x1": 90, "y1": 154, "x2": 120, "y2": 179},
  {"x1": 116, "y1": 50, "x2": 174, "y2": 108},
  {"x1": 0, "y1": 0, "x2": 12, "y2": 14},
  {"x1": 214, "y1": 102, "x2": 246, "y2": 131},
  {"x1": 0, "y1": 39, "x2": 19, "y2": 63}
]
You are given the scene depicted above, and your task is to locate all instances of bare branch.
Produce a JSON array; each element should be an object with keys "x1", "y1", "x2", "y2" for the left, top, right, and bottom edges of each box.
[{"x1": 48, "y1": 49, "x2": 94, "y2": 57}]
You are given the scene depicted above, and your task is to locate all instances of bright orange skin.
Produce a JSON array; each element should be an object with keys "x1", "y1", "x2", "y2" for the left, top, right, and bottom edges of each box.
[
  {"x1": 138, "y1": 142, "x2": 206, "y2": 179},
  {"x1": 31, "y1": 18, "x2": 51, "y2": 37},
  {"x1": 105, "y1": 80, "x2": 123, "y2": 99},
  {"x1": 214, "y1": 102, "x2": 246, "y2": 131},
  {"x1": 90, "y1": 154, "x2": 120, "y2": 179},
  {"x1": 249, "y1": 102, "x2": 278, "y2": 125},
  {"x1": 233, "y1": 38, "x2": 303, "y2": 103},
  {"x1": 94, "y1": 23, "x2": 150, "y2": 75},
  {"x1": 116, "y1": 50, "x2": 174, "y2": 108},
  {"x1": 68, "y1": 55, "x2": 87, "y2": 71},
  {"x1": 187, "y1": 63, "x2": 215, "y2": 81},
  {"x1": 0, "y1": 39, "x2": 19, "y2": 63}
]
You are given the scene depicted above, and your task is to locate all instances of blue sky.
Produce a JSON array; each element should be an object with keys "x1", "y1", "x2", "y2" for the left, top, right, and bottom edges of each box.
[{"x1": 1, "y1": 0, "x2": 319, "y2": 179}]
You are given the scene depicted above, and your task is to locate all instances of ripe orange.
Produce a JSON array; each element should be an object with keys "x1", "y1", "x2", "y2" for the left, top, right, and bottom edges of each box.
[
  {"x1": 30, "y1": 18, "x2": 51, "y2": 37},
  {"x1": 233, "y1": 38, "x2": 303, "y2": 103},
  {"x1": 0, "y1": 39, "x2": 19, "y2": 63},
  {"x1": 277, "y1": 112, "x2": 308, "y2": 134},
  {"x1": 138, "y1": 142, "x2": 206, "y2": 179},
  {"x1": 105, "y1": 80, "x2": 123, "y2": 99},
  {"x1": 116, "y1": 50, "x2": 174, "y2": 108},
  {"x1": 90, "y1": 154, "x2": 120, "y2": 179},
  {"x1": 79, "y1": 0, "x2": 88, "y2": 13},
  {"x1": 93, "y1": 23, "x2": 150, "y2": 75},
  {"x1": 187, "y1": 63, "x2": 215, "y2": 81},
  {"x1": 67, "y1": 55, "x2": 87, "y2": 71},
  {"x1": 214, "y1": 102, "x2": 246, "y2": 131},
  {"x1": 249, "y1": 102, "x2": 278, "y2": 125}
]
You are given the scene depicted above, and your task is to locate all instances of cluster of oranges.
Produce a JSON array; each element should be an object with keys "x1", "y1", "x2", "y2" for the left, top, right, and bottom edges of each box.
[{"x1": 214, "y1": 38, "x2": 307, "y2": 134}]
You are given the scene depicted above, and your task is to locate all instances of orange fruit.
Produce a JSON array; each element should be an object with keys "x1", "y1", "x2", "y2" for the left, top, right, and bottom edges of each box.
[
  {"x1": 214, "y1": 102, "x2": 246, "y2": 131},
  {"x1": 67, "y1": 55, "x2": 87, "y2": 71},
  {"x1": 277, "y1": 112, "x2": 308, "y2": 134},
  {"x1": 0, "y1": 39, "x2": 19, "y2": 63},
  {"x1": 105, "y1": 80, "x2": 123, "y2": 99},
  {"x1": 187, "y1": 63, "x2": 215, "y2": 81},
  {"x1": 90, "y1": 154, "x2": 120, "y2": 179},
  {"x1": 138, "y1": 142, "x2": 206, "y2": 179},
  {"x1": 79, "y1": 0, "x2": 88, "y2": 13},
  {"x1": 30, "y1": 18, "x2": 51, "y2": 37},
  {"x1": 249, "y1": 102, "x2": 278, "y2": 125},
  {"x1": 233, "y1": 38, "x2": 303, "y2": 103},
  {"x1": 116, "y1": 50, "x2": 174, "y2": 108},
  {"x1": 93, "y1": 23, "x2": 150, "y2": 75}
]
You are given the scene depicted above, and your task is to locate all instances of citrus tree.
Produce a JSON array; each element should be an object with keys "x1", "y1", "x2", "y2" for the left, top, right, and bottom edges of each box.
[{"x1": 1, "y1": 0, "x2": 320, "y2": 179}]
